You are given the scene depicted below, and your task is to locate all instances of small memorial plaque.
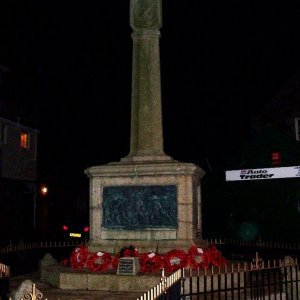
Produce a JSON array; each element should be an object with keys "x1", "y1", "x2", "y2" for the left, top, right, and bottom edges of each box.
[{"x1": 117, "y1": 257, "x2": 140, "y2": 275}]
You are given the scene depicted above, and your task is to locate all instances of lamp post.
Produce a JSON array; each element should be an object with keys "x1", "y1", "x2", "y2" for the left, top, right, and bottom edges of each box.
[{"x1": 37, "y1": 184, "x2": 49, "y2": 238}]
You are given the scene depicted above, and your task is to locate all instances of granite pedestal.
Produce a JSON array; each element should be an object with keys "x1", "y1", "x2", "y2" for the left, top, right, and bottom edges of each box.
[{"x1": 85, "y1": 160, "x2": 206, "y2": 254}]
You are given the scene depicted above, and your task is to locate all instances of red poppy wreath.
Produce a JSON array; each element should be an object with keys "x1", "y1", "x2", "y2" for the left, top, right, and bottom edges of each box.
[
  {"x1": 163, "y1": 249, "x2": 188, "y2": 272},
  {"x1": 188, "y1": 245, "x2": 210, "y2": 269},
  {"x1": 86, "y1": 251, "x2": 113, "y2": 272},
  {"x1": 139, "y1": 252, "x2": 164, "y2": 273},
  {"x1": 207, "y1": 243, "x2": 227, "y2": 267},
  {"x1": 69, "y1": 244, "x2": 89, "y2": 269},
  {"x1": 110, "y1": 254, "x2": 120, "y2": 270},
  {"x1": 120, "y1": 245, "x2": 139, "y2": 258}
]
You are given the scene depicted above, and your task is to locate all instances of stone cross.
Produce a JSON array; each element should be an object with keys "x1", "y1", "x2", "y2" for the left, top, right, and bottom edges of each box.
[{"x1": 122, "y1": 0, "x2": 172, "y2": 162}]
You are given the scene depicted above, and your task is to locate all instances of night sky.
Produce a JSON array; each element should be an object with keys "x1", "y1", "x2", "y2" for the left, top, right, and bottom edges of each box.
[{"x1": 1, "y1": 1, "x2": 300, "y2": 188}]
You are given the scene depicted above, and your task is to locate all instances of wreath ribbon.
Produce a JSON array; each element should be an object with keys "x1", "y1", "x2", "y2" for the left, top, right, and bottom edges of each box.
[{"x1": 86, "y1": 251, "x2": 113, "y2": 272}]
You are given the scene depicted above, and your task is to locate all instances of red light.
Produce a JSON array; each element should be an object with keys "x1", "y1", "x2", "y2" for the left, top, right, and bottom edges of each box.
[
  {"x1": 272, "y1": 152, "x2": 281, "y2": 166},
  {"x1": 63, "y1": 225, "x2": 68, "y2": 231},
  {"x1": 83, "y1": 226, "x2": 89, "y2": 232}
]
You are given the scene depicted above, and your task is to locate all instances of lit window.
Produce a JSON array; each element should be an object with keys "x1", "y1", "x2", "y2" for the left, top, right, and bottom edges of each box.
[{"x1": 20, "y1": 132, "x2": 29, "y2": 149}]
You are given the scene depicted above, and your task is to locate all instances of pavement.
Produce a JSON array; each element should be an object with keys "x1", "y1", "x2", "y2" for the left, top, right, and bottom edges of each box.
[{"x1": 8, "y1": 272, "x2": 143, "y2": 300}]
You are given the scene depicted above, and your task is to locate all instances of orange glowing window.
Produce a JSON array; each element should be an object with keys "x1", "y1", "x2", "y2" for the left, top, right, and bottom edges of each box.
[{"x1": 20, "y1": 132, "x2": 29, "y2": 149}]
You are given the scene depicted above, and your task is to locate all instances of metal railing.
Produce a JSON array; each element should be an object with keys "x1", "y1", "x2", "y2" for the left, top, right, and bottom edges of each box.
[
  {"x1": 140, "y1": 257, "x2": 300, "y2": 300},
  {"x1": 181, "y1": 259, "x2": 300, "y2": 299},
  {"x1": 208, "y1": 237, "x2": 300, "y2": 262},
  {"x1": 0, "y1": 240, "x2": 83, "y2": 277},
  {"x1": 0, "y1": 240, "x2": 83, "y2": 254},
  {"x1": 209, "y1": 238, "x2": 300, "y2": 250},
  {"x1": 137, "y1": 269, "x2": 182, "y2": 300}
]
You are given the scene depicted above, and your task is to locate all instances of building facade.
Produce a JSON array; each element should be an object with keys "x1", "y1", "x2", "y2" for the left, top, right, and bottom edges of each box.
[{"x1": 0, "y1": 65, "x2": 39, "y2": 242}]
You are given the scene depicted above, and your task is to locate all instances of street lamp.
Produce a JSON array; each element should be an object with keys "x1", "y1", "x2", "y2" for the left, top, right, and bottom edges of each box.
[{"x1": 40, "y1": 185, "x2": 48, "y2": 196}]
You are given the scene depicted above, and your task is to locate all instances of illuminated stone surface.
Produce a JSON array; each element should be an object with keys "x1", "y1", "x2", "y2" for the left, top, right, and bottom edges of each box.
[{"x1": 84, "y1": 0, "x2": 206, "y2": 254}]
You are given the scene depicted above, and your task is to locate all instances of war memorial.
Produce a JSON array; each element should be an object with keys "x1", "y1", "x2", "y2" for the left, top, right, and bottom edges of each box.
[
  {"x1": 86, "y1": 0, "x2": 206, "y2": 255},
  {"x1": 41, "y1": 0, "x2": 208, "y2": 293}
]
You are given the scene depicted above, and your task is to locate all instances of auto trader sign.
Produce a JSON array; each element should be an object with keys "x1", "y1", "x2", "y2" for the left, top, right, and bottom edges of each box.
[{"x1": 226, "y1": 166, "x2": 300, "y2": 181}]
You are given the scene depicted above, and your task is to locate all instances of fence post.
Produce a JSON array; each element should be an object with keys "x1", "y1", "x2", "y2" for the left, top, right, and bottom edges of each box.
[{"x1": 281, "y1": 256, "x2": 299, "y2": 299}]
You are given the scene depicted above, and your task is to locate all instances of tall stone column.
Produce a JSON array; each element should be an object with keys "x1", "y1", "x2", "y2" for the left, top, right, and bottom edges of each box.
[
  {"x1": 122, "y1": 0, "x2": 171, "y2": 162},
  {"x1": 85, "y1": 0, "x2": 206, "y2": 254}
]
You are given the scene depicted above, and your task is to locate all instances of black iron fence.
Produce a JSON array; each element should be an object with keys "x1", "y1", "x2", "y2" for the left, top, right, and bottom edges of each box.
[
  {"x1": 181, "y1": 259, "x2": 299, "y2": 299},
  {"x1": 2, "y1": 239, "x2": 300, "y2": 299},
  {"x1": 140, "y1": 258, "x2": 300, "y2": 299},
  {"x1": 209, "y1": 238, "x2": 300, "y2": 262},
  {"x1": 0, "y1": 240, "x2": 82, "y2": 276}
]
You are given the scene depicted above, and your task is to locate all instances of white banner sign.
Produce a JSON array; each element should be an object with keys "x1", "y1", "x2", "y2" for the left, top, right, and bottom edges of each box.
[{"x1": 226, "y1": 166, "x2": 300, "y2": 181}]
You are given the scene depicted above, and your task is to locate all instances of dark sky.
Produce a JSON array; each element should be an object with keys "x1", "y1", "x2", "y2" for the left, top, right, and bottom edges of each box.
[{"x1": 1, "y1": 1, "x2": 300, "y2": 187}]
